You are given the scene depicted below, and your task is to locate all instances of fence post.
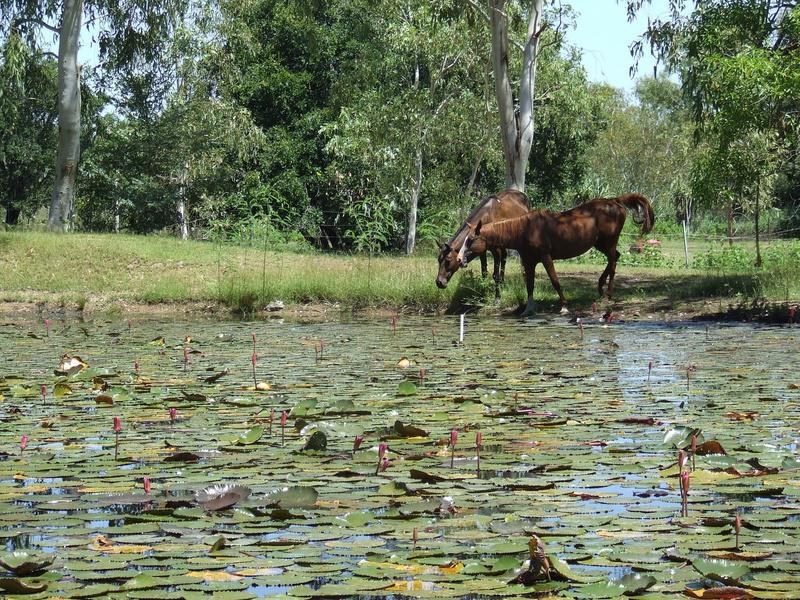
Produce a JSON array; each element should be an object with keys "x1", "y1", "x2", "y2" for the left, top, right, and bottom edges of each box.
[{"x1": 682, "y1": 220, "x2": 690, "y2": 268}]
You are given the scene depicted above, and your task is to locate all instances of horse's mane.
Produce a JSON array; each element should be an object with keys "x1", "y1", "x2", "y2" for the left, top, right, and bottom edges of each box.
[{"x1": 448, "y1": 191, "x2": 530, "y2": 246}]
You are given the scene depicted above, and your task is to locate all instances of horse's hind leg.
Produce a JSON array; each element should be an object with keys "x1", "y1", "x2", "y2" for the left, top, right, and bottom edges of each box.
[
  {"x1": 541, "y1": 254, "x2": 568, "y2": 313},
  {"x1": 480, "y1": 251, "x2": 488, "y2": 278},
  {"x1": 607, "y1": 249, "x2": 621, "y2": 298},
  {"x1": 595, "y1": 242, "x2": 620, "y2": 299}
]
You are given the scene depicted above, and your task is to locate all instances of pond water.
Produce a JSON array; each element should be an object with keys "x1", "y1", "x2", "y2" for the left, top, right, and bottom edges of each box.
[{"x1": 1, "y1": 315, "x2": 799, "y2": 598}]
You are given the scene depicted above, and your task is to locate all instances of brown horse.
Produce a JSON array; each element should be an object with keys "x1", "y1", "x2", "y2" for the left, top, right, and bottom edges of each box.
[
  {"x1": 436, "y1": 190, "x2": 530, "y2": 300},
  {"x1": 458, "y1": 193, "x2": 654, "y2": 314}
]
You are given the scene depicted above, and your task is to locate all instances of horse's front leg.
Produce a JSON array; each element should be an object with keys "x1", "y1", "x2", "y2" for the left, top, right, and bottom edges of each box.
[
  {"x1": 480, "y1": 251, "x2": 488, "y2": 279},
  {"x1": 520, "y1": 254, "x2": 537, "y2": 316},
  {"x1": 541, "y1": 254, "x2": 568, "y2": 314},
  {"x1": 491, "y1": 248, "x2": 502, "y2": 302}
]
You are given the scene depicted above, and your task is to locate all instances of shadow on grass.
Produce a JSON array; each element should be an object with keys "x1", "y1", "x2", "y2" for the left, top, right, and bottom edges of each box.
[{"x1": 447, "y1": 268, "x2": 770, "y2": 316}]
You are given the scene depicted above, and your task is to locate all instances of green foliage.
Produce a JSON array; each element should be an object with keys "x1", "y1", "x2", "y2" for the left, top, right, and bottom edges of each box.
[{"x1": 0, "y1": 40, "x2": 57, "y2": 225}]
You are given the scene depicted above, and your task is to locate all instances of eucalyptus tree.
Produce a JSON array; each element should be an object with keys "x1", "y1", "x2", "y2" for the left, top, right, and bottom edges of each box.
[
  {"x1": 628, "y1": 0, "x2": 800, "y2": 241},
  {"x1": 1, "y1": 0, "x2": 188, "y2": 231},
  {"x1": 325, "y1": 0, "x2": 494, "y2": 253}
]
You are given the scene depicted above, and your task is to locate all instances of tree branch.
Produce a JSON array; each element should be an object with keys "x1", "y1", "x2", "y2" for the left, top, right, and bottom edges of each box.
[
  {"x1": 465, "y1": 0, "x2": 491, "y2": 23},
  {"x1": 13, "y1": 17, "x2": 60, "y2": 34}
]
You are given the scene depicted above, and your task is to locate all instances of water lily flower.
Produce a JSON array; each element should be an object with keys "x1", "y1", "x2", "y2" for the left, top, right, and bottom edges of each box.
[
  {"x1": 44, "y1": 319, "x2": 50, "y2": 335},
  {"x1": 40, "y1": 384, "x2": 47, "y2": 400},
  {"x1": 475, "y1": 431, "x2": 482, "y2": 448},
  {"x1": 680, "y1": 470, "x2": 690, "y2": 516},
  {"x1": 268, "y1": 407, "x2": 275, "y2": 435},
  {"x1": 419, "y1": 367, "x2": 427, "y2": 381},
  {"x1": 169, "y1": 408, "x2": 177, "y2": 423},
  {"x1": 134, "y1": 360, "x2": 140, "y2": 375},
  {"x1": 280, "y1": 410, "x2": 287, "y2": 446},
  {"x1": 113, "y1": 416, "x2": 122, "y2": 460},
  {"x1": 376, "y1": 442, "x2": 388, "y2": 475},
  {"x1": 20, "y1": 435, "x2": 28, "y2": 453},
  {"x1": 143, "y1": 476, "x2": 151, "y2": 494},
  {"x1": 450, "y1": 430, "x2": 458, "y2": 468},
  {"x1": 735, "y1": 514, "x2": 742, "y2": 548},
  {"x1": 353, "y1": 435, "x2": 364, "y2": 453}
]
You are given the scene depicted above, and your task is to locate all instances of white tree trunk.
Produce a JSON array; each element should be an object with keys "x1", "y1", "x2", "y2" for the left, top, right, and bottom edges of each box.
[
  {"x1": 48, "y1": 0, "x2": 83, "y2": 231},
  {"x1": 406, "y1": 147, "x2": 422, "y2": 254},
  {"x1": 488, "y1": 0, "x2": 543, "y2": 192},
  {"x1": 178, "y1": 164, "x2": 189, "y2": 240}
]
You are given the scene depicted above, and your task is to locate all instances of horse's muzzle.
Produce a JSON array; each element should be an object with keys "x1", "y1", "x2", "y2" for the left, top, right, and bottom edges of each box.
[{"x1": 436, "y1": 277, "x2": 448, "y2": 289}]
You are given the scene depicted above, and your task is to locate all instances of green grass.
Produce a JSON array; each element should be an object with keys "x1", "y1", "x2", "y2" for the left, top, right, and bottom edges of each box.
[{"x1": 0, "y1": 230, "x2": 798, "y2": 315}]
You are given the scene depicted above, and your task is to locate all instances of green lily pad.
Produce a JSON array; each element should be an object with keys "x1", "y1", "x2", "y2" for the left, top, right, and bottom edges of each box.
[
  {"x1": 0, "y1": 551, "x2": 54, "y2": 576},
  {"x1": 692, "y1": 558, "x2": 751, "y2": 582}
]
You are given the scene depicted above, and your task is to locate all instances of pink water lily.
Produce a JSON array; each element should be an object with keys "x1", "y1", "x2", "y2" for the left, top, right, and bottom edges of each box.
[
  {"x1": 735, "y1": 514, "x2": 742, "y2": 548},
  {"x1": 376, "y1": 442, "x2": 388, "y2": 475},
  {"x1": 475, "y1": 431, "x2": 483, "y2": 475},
  {"x1": 449, "y1": 430, "x2": 458, "y2": 469},
  {"x1": 280, "y1": 410, "x2": 287, "y2": 446},
  {"x1": 169, "y1": 408, "x2": 177, "y2": 423},
  {"x1": 143, "y1": 476, "x2": 151, "y2": 494},
  {"x1": 20, "y1": 435, "x2": 28, "y2": 453},
  {"x1": 40, "y1": 384, "x2": 47, "y2": 400},
  {"x1": 353, "y1": 435, "x2": 364, "y2": 453},
  {"x1": 44, "y1": 319, "x2": 50, "y2": 335},
  {"x1": 113, "y1": 416, "x2": 122, "y2": 461}
]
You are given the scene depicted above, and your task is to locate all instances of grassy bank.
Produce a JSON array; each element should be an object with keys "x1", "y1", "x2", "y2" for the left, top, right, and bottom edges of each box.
[{"x1": 0, "y1": 230, "x2": 798, "y2": 317}]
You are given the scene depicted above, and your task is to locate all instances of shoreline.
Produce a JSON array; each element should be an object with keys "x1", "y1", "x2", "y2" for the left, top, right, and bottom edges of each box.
[{"x1": 1, "y1": 294, "x2": 796, "y2": 324}]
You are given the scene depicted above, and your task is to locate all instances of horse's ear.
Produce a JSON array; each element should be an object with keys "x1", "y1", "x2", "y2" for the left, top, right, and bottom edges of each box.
[
  {"x1": 475, "y1": 220, "x2": 482, "y2": 235},
  {"x1": 466, "y1": 222, "x2": 475, "y2": 231}
]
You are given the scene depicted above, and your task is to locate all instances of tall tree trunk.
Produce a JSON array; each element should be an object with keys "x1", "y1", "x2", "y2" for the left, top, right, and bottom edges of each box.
[
  {"x1": 178, "y1": 164, "x2": 189, "y2": 240},
  {"x1": 727, "y1": 200, "x2": 733, "y2": 247},
  {"x1": 488, "y1": 0, "x2": 543, "y2": 192},
  {"x1": 406, "y1": 147, "x2": 422, "y2": 254},
  {"x1": 48, "y1": 0, "x2": 83, "y2": 232},
  {"x1": 754, "y1": 178, "x2": 762, "y2": 268},
  {"x1": 4, "y1": 181, "x2": 23, "y2": 226}
]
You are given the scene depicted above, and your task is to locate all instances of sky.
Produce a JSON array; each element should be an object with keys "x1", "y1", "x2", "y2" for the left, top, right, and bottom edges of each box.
[{"x1": 566, "y1": 0, "x2": 678, "y2": 94}]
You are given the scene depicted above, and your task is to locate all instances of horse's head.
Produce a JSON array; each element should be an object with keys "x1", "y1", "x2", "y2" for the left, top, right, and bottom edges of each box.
[
  {"x1": 458, "y1": 221, "x2": 487, "y2": 267},
  {"x1": 436, "y1": 242, "x2": 460, "y2": 289}
]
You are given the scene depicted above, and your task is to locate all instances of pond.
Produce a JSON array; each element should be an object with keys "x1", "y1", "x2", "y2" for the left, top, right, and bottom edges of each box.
[{"x1": 0, "y1": 315, "x2": 799, "y2": 598}]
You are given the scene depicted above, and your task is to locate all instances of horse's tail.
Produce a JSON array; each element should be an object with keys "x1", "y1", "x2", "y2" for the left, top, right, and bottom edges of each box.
[{"x1": 617, "y1": 193, "x2": 654, "y2": 235}]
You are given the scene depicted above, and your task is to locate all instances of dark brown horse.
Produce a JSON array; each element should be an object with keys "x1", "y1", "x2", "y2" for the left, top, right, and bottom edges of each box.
[
  {"x1": 458, "y1": 193, "x2": 654, "y2": 314},
  {"x1": 436, "y1": 190, "x2": 530, "y2": 300}
]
